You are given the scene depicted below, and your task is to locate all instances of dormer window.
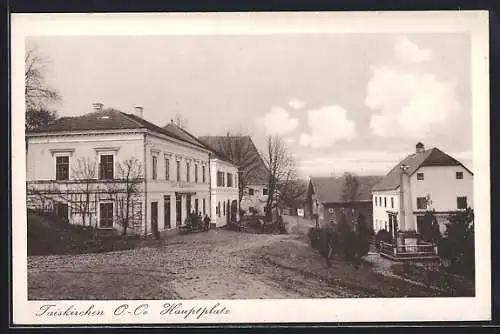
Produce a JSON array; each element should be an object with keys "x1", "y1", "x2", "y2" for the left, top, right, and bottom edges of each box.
[
  {"x1": 417, "y1": 172, "x2": 424, "y2": 180},
  {"x1": 456, "y1": 171, "x2": 464, "y2": 179}
]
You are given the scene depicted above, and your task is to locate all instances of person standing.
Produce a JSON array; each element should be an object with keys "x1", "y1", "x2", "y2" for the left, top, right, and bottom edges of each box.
[{"x1": 203, "y1": 214, "x2": 211, "y2": 231}]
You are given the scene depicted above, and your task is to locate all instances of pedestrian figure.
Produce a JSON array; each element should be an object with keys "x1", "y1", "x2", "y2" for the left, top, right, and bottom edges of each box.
[{"x1": 203, "y1": 214, "x2": 211, "y2": 231}]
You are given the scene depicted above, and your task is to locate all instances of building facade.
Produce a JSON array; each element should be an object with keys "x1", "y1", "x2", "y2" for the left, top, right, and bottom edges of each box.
[
  {"x1": 26, "y1": 104, "x2": 239, "y2": 236},
  {"x1": 372, "y1": 142, "x2": 474, "y2": 244},
  {"x1": 210, "y1": 157, "x2": 240, "y2": 227},
  {"x1": 198, "y1": 135, "x2": 270, "y2": 216},
  {"x1": 306, "y1": 175, "x2": 381, "y2": 230}
]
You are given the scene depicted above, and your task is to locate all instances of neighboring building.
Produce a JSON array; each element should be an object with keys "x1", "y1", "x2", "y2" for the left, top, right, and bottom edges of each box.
[
  {"x1": 305, "y1": 175, "x2": 381, "y2": 229},
  {"x1": 209, "y1": 153, "x2": 240, "y2": 227},
  {"x1": 26, "y1": 104, "x2": 239, "y2": 236},
  {"x1": 198, "y1": 135, "x2": 269, "y2": 216},
  {"x1": 372, "y1": 142, "x2": 474, "y2": 245}
]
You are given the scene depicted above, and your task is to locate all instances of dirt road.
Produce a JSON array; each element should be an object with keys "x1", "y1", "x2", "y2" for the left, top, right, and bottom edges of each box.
[{"x1": 28, "y1": 218, "x2": 449, "y2": 300}]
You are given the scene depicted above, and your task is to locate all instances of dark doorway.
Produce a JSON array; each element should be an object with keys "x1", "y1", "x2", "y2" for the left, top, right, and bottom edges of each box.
[
  {"x1": 231, "y1": 200, "x2": 238, "y2": 221},
  {"x1": 186, "y1": 195, "x2": 192, "y2": 215},
  {"x1": 176, "y1": 196, "x2": 182, "y2": 226},
  {"x1": 164, "y1": 195, "x2": 171, "y2": 229},
  {"x1": 195, "y1": 198, "x2": 199, "y2": 215},
  {"x1": 99, "y1": 202, "x2": 113, "y2": 228},
  {"x1": 226, "y1": 200, "x2": 230, "y2": 224},
  {"x1": 55, "y1": 202, "x2": 69, "y2": 223},
  {"x1": 151, "y1": 202, "x2": 159, "y2": 239}
]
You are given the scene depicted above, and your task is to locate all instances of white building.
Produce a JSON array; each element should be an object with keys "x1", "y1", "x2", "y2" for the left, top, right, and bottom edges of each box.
[
  {"x1": 26, "y1": 104, "x2": 239, "y2": 236},
  {"x1": 210, "y1": 155, "x2": 240, "y2": 227},
  {"x1": 372, "y1": 142, "x2": 473, "y2": 244},
  {"x1": 198, "y1": 135, "x2": 269, "y2": 216}
]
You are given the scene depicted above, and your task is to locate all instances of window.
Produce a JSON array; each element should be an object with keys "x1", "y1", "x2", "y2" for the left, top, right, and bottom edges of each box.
[
  {"x1": 374, "y1": 196, "x2": 377, "y2": 206},
  {"x1": 417, "y1": 172, "x2": 424, "y2": 180},
  {"x1": 99, "y1": 155, "x2": 114, "y2": 180},
  {"x1": 227, "y1": 173, "x2": 233, "y2": 187},
  {"x1": 176, "y1": 161, "x2": 181, "y2": 181},
  {"x1": 391, "y1": 197, "x2": 394, "y2": 209},
  {"x1": 223, "y1": 202, "x2": 226, "y2": 216},
  {"x1": 55, "y1": 156, "x2": 69, "y2": 180},
  {"x1": 195, "y1": 199, "x2": 199, "y2": 215},
  {"x1": 202, "y1": 166, "x2": 206, "y2": 183},
  {"x1": 417, "y1": 197, "x2": 427, "y2": 210},
  {"x1": 217, "y1": 202, "x2": 221, "y2": 217},
  {"x1": 99, "y1": 202, "x2": 114, "y2": 228},
  {"x1": 203, "y1": 198, "x2": 206, "y2": 215},
  {"x1": 195, "y1": 164, "x2": 198, "y2": 183},
  {"x1": 217, "y1": 171, "x2": 225, "y2": 187},
  {"x1": 457, "y1": 196, "x2": 467, "y2": 209},
  {"x1": 165, "y1": 158, "x2": 170, "y2": 180},
  {"x1": 186, "y1": 162, "x2": 190, "y2": 182},
  {"x1": 152, "y1": 156, "x2": 158, "y2": 180},
  {"x1": 328, "y1": 208, "x2": 334, "y2": 214},
  {"x1": 456, "y1": 171, "x2": 464, "y2": 179},
  {"x1": 263, "y1": 188, "x2": 268, "y2": 196},
  {"x1": 384, "y1": 197, "x2": 387, "y2": 208},
  {"x1": 248, "y1": 188, "x2": 254, "y2": 196}
]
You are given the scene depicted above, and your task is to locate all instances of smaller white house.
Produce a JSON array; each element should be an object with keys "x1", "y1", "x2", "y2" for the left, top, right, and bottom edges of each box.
[
  {"x1": 372, "y1": 142, "x2": 473, "y2": 246},
  {"x1": 209, "y1": 154, "x2": 240, "y2": 227},
  {"x1": 240, "y1": 183, "x2": 269, "y2": 215}
]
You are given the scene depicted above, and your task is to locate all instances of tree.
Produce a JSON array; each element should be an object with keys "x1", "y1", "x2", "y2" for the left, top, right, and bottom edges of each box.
[
  {"x1": 106, "y1": 158, "x2": 144, "y2": 236},
  {"x1": 25, "y1": 43, "x2": 61, "y2": 110},
  {"x1": 70, "y1": 157, "x2": 98, "y2": 228},
  {"x1": 25, "y1": 108, "x2": 59, "y2": 132},
  {"x1": 211, "y1": 132, "x2": 265, "y2": 208},
  {"x1": 440, "y1": 207, "x2": 475, "y2": 277},
  {"x1": 337, "y1": 211, "x2": 356, "y2": 261},
  {"x1": 419, "y1": 210, "x2": 441, "y2": 244},
  {"x1": 355, "y1": 213, "x2": 371, "y2": 258},
  {"x1": 262, "y1": 134, "x2": 296, "y2": 221}
]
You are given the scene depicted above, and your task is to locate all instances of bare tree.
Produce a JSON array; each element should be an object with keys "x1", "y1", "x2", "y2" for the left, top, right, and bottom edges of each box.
[
  {"x1": 173, "y1": 113, "x2": 188, "y2": 130},
  {"x1": 70, "y1": 157, "x2": 98, "y2": 227},
  {"x1": 25, "y1": 43, "x2": 61, "y2": 110},
  {"x1": 262, "y1": 134, "x2": 296, "y2": 221},
  {"x1": 106, "y1": 158, "x2": 144, "y2": 236},
  {"x1": 213, "y1": 131, "x2": 265, "y2": 206}
]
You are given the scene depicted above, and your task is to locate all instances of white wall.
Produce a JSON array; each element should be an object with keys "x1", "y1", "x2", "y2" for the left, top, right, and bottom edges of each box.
[
  {"x1": 372, "y1": 190, "x2": 399, "y2": 233},
  {"x1": 210, "y1": 158, "x2": 239, "y2": 227},
  {"x1": 240, "y1": 184, "x2": 268, "y2": 215},
  {"x1": 410, "y1": 165, "x2": 473, "y2": 212}
]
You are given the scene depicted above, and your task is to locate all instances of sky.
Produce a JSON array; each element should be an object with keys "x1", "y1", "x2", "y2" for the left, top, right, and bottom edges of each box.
[{"x1": 28, "y1": 33, "x2": 472, "y2": 178}]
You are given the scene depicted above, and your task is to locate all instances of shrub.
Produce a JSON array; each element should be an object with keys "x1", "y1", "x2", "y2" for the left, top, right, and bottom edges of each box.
[
  {"x1": 355, "y1": 213, "x2": 371, "y2": 257},
  {"x1": 308, "y1": 226, "x2": 321, "y2": 250},
  {"x1": 337, "y1": 212, "x2": 356, "y2": 261},
  {"x1": 439, "y1": 208, "x2": 475, "y2": 278}
]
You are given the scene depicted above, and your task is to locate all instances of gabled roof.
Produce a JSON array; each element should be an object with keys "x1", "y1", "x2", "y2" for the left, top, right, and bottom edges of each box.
[
  {"x1": 372, "y1": 147, "x2": 473, "y2": 192},
  {"x1": 198, "y1": 135, "x2": 269, "y2": 184},
  {"x1": 309, "y1": 175, "x2": 382, "y2": 204},
  {"x1": 26, "y1": 109, "x2": 208, "y2": 151}
]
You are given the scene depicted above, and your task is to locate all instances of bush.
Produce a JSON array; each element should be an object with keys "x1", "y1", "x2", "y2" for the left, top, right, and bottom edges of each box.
[
  {"x1": 439, "y1": 208, "x2": 475, "y2": 278},
  {"x1": 308, "y1": 227, "x2": 321, "y2": 250},
  {"x1": 337, "y1": 212, "x2": 356, "y2": 261},
  {"x1": 355, "y1": 213, "x2": 371, "y2": 257}
]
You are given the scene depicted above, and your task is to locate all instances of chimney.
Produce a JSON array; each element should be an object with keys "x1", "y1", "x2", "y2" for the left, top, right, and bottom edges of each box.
[
  {"x1": 134, "y1": 106, "x2": 144, "y2": 118},
  {"x1": 416, "y1": 142, "x2": 425, "y2": 153},
  {"x1": 92, "y1": 103, "x2": 103, "y2": 113}
]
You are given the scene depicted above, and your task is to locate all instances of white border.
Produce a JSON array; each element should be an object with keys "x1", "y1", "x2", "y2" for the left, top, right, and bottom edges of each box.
[{"x1": 11, "y1": 11, "x2": 491, "y2": 324}]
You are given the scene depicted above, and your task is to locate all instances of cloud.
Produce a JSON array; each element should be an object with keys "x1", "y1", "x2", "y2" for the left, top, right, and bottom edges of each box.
[
  {"x1": 297, "y1": 149, "x2": 409, "y2": 177},
  {"x1": 299, "y1": 105, "x2": 356, "y2": 148},
  {"x1": 366, "y1": 66, "x2": 460, "y2": 139},
  {"x1": 288, "y1": 98, "x2": 305, "y2": 110},
  {"x1": 394, "y1": 37, "x2": 432, "y2": 63},
  {"x1": 258, "y1": 106, "x2": 298, "y2": 135}
]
